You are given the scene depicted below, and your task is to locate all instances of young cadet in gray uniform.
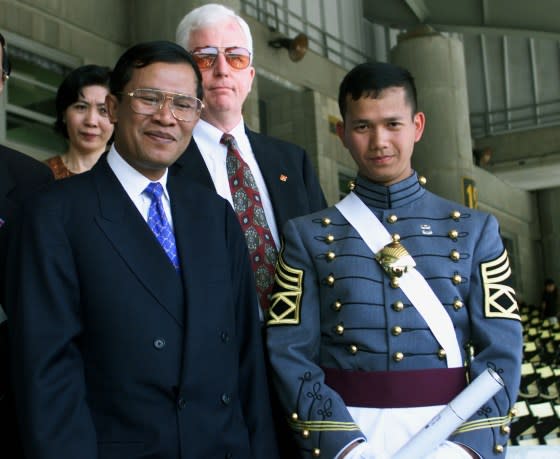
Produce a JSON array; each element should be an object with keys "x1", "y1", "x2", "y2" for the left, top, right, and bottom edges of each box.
[{"x1": 266, "y1": 62, "x2": 523, "y2": 459}]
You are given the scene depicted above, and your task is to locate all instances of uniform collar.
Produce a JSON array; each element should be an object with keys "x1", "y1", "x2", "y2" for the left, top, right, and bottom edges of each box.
[{"x1": 353, "y1": 172, "x2": 425, "y2": 209}]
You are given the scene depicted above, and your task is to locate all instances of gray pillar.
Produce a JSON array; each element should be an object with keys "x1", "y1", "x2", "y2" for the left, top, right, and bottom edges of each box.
[
  {"x1": 390, "y1": 29, "x2": 474, "y2": 206},
  {"x1": 537, "y1": 187, "x2": 560, "y2": 282}
]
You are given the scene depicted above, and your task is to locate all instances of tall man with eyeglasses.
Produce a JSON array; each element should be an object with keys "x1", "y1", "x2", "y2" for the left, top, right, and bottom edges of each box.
[
  {"x1": 175, "y1": 3, "x2": 326, "y2": 317},
  {"x1": 0, "y1": 32, "x2": 53, "y2": 459},
  {"x1": 7, "y1": 40, "x2": 279, "y2": 459}
]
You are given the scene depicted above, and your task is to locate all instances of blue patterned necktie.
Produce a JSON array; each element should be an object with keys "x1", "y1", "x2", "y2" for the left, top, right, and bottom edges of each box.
[{"x1": 144, "y1": 182, "x2": 180, "y2": 271}]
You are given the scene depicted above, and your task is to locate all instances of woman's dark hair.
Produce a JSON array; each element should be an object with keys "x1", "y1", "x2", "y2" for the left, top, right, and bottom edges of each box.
[
  {"x1": 0, "y1": 32, "x2": 11, "y2": 78},
  {"x1": 54, "y1": 64, "x2": 111, "y2": 138}
]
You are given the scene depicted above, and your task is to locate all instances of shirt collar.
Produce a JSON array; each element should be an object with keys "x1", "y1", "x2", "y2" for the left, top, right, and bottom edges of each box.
[
  {"x1": 107, "y1": 144, "x2": 169, "y2": 200},
  {"x1": 193, "y1": 118, "x2": 251, "y2": 157}
]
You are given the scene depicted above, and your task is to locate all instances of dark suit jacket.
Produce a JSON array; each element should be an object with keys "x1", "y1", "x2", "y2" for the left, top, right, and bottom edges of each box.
[
  {"x1": 177, "y1": 127, "x2": 327, "y2": 231},
  {"x1": 0, "y1": 145, "x2": 53, "y2": 458},
  {"x1": 7, "y1": 155, "x2": 278, "y2": 459},
  {"x1": 177, "y1": 128, "x2": 326, "y2": 459}
]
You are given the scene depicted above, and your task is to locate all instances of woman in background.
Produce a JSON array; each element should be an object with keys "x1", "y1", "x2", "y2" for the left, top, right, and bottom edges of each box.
[{"x1": 46, "y1": 64, "x2": 113, "y2": 179}]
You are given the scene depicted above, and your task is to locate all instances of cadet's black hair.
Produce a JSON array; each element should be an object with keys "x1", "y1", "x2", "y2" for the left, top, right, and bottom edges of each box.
[{"x1": 338, "y1": 61, "x2": 418, "y2": 119}]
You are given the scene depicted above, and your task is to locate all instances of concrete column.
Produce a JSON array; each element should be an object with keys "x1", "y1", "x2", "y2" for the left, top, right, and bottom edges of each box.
[
  {"x1": 537, "y1": 187, "x2": 560, "y2": 281},
  {"x1": 390, "y1": 28, "x2": 474, "y2": 206}
]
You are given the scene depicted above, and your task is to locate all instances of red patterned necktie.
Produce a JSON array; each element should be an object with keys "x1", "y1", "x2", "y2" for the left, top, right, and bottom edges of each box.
[{"x1": 221, "y1": 133, "x2": 278, "y2": 310}]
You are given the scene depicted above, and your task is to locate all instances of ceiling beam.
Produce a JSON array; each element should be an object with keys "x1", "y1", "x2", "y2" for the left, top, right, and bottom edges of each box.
[{"x1": 404, "y1": 0, "x2": 430, "y2": 23}]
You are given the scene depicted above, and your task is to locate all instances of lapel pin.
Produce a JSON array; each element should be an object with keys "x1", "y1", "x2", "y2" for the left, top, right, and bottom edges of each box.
[{"x1": 280, "y1": 174, "x2": 288, "y2": 182}]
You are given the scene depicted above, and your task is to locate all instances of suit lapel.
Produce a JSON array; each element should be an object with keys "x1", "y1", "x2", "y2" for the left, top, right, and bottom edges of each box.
[
  {"x1": 93, "y1": 157, "x2": 184, "y2": 326},
  {"x1": 246, "y1": 128, "x2": 291, "y2": 225},
  {"x1": 175, "y1": 140, "x2": 215, "y2": 189}
]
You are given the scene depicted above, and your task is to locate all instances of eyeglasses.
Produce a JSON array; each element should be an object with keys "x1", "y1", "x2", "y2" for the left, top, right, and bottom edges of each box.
[
  {"x1": 191, "y1": 46, "x2": 252, "y2": 70},
  {"x1": 124, "y1": 88, "x2": 203, "y2": 122}
]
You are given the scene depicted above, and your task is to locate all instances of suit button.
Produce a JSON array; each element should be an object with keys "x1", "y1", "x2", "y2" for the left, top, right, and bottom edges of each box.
[
  {"x1": 392, "y1": 301, "x2": 404, "y2": 312},
  {"x1": 393, "y1": 352, "x2": 404, "y2": 362},
  {"x1": 177, "y1": 398, "x2": 186, "y2": 409},
  {"x1": 221, "y1": 393, "x2": 231, "y2": 405},
  {"x1": 220, "y1": 331, "x2": 230, "y2": 342},
  {"x1": 391, "y1": 326, "x2": 402, "y2": 336},
  {"x1": 153, "y1": 338, "x2": 166, "y2": 349}
]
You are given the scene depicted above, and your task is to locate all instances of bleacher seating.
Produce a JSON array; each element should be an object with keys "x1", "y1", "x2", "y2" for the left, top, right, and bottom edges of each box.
[{"x1": 509, "y1": 304, "x2": 560, "y2": 448}]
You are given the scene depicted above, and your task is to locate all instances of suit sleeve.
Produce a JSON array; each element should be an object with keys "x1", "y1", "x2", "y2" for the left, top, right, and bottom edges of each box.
[
  {"x1": 266, "y1": 218, "x2": 364, "y2": 459},
  {"x1": 301, "y1": 149, "x2": 328, "y2": 211},
  {"x1": 7, "y1": 194, "x2": 97, "y2": 459},
  {"x1": 226, "y1": 204, "x2": 279, "y2": 459},
  {"x1": 449, "y1": 214, "x2": 523, "y2": 457}
]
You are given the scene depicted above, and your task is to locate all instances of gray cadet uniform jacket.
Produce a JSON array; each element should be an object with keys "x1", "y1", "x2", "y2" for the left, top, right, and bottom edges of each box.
[{"x1": 266, "y1": 172, "x2": 522, "y2": 459}]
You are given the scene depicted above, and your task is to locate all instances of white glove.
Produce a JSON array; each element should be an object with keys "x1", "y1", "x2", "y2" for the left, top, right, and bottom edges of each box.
[
  {"x1": 422, "y1": 441, "x2": 476, "y2": 459},
  {"x1": 343, "y1": 442, "x2": 390, "y2": 459}
]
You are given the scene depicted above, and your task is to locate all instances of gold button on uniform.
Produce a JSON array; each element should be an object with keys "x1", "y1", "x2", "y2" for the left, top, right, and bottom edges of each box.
[
  {"x1": 302, "y1": 429, "x2": 310, "y2": 438},
  {"x1": 391, "y1": 326, "x2": 402, "y2": 336},
  {"x1": 326, "y1": 251, "x2": 336, "y2": 261},
  {"x1": 291, "y1": 412, "x2": 299, "y2": 421},
  {"x1": 393, "y1": 352, "x2": 404, "y2": 362},
  {"x1": 453, "y1": 299, "x2": 463, "y2": 310},
  {"x1": 438, "y1": 349, "x2": 446, "y2": 359},
  {"x1": 326, "y1": 275, "x2": 335, "y2": 286},
  {"x1": 450, "y1": 210, "x2": 461, "y2": 220},
  {"x1": 312, "y1": 448, "x2": 321, "y2": 457},
  {"x1": 448, "y1": 229, "x2": 459, "y2": 240},
  {"x1": 387, "y1": 214, "x2": 398, "y2": 223},
  {"x1": 450, "y1": 250, "x2": 460, "y2": 261},
  {"x1": 335, "y1": 324, "x2": 344, "y2": 335},
  {"x1": 321, "y1": 217, "x2": 331, "y2": 227},
  {"x1": 349, "y1": 344, "x2": 358, "y2": 355},
  {"x1": 332, "y1": 300, "x2": 342, "y2": 311},
  {"x1": 418, "y1": 176, "x2": 427, "y2": 186},
  {"x1": 392, "y1": 301, "x2": 404, "y2": 312},
  {"x1": 500, "y1": 425, "x2": 510, "y2": 434},
  {"x1": 391, "y1": 278, "x2": 400, "y2": 288},
  {"x1": 452, "y1": 274, "x2": 462, "y2": 285},
  {"x1": 325, "y1": 234, "x2": 335, "y2": 244},
  {"x1": 494, "y1": 444, "x2": 504, "y2": 454}
]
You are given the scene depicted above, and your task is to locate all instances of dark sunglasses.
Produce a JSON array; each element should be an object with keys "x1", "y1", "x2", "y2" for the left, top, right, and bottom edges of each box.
[{"x1": 191, "y1": 46, "x2": 252, "y2": 70}]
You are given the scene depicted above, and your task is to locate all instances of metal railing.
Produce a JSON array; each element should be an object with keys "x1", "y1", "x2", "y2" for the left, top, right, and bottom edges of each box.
[
  {"x1": 241, "y1": 0, "x2": 370, "y2": 70},
  {"x1": 470, "y1": 98, "x2": 560, "y2": 138}
]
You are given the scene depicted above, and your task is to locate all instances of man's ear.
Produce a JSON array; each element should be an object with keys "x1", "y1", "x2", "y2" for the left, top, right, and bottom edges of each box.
[
  {"x1": 335, "y1": 120, "x2": 347, "y2": 147},
  {"x1": 106, "y1": 93, "x2": 119, "y2": 124}
]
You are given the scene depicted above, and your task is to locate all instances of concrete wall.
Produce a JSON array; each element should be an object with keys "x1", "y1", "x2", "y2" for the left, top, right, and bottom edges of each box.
[
  {"x1": 474, "y1": 166, "x2": 541, "y2": 304},
  {"x1": 0, "y1": 0, "x2": 127, "y2": 67}
]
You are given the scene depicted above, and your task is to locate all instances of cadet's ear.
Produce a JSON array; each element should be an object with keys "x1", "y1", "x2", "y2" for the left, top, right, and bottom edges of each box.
[
  {"x1": 335, "y1": 120, "x2": 347, "y2": 147},
  {"x1": 413, "y1": 111, "x2": 426, "y2": 142}
]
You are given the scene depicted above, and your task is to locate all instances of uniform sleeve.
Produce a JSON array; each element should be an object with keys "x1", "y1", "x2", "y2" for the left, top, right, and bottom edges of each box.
[
  {"x1": 7, "y1": 195, "x2": 97, "y2": 459},
  {"x1": 449, "y1": 213, "x2": 523, "y2": 458},
  {"x1": 266, "y1": 218, "x2": 364, "y2": 459}
]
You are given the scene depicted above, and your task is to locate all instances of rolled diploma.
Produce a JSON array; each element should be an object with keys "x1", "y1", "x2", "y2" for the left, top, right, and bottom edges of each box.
[{"x1": 392, "y1": 368, "x2": 504, "y2": 459}]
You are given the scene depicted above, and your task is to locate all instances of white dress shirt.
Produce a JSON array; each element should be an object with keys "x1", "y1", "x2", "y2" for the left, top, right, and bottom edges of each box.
[
  {"x1": 106, "y1": 144, "x2": 174, "y2": 229},
  {"x1": 192, "y1": 118, "x2": 280, "y2": 249}
]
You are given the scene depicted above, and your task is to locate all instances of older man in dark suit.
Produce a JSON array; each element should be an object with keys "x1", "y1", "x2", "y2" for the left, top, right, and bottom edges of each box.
[
  {"x1": 0, "y1": 31, "x2": 53, "y2": 459},
  {"x1": 176, "y1": 4, "x2": 326, "y2": 315},
  {"x1": 8, "y1": 40, "x2": 278, "y2": 459}
]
